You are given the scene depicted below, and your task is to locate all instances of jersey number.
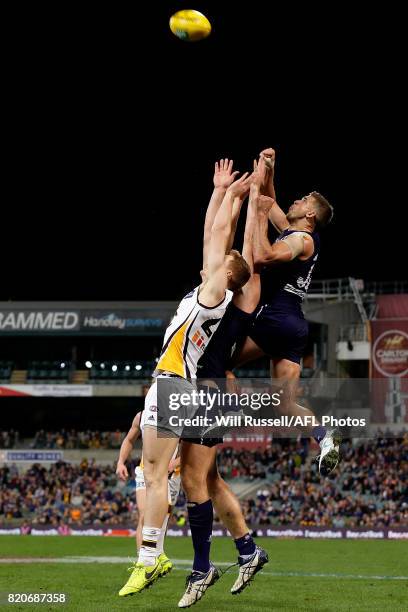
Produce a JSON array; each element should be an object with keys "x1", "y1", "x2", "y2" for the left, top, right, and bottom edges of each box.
[{"x1": 201, "y1": 318, "x2": 221, "y2": 338}]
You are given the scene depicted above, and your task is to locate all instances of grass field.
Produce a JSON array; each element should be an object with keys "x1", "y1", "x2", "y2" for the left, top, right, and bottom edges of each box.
[{"x1": 0, "y1": 536, "x2": 407, "y2": 611}]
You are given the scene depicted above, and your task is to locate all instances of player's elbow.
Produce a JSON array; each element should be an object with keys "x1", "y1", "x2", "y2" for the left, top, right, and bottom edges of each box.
[
  {"x1": 254, "y1": 249, "x2": 280, "y2": 266},
  {"x1": 124, "y1": 435, "x2": 134, "y2": 446}
]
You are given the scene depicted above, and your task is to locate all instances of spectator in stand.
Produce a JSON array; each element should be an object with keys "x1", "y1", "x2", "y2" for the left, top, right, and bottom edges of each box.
[
  {"x1": 1, "y1": 430, "x2": 128, "y2": 450},
  {"x1": 0, "y1": 430, "x2": 20, "y2": 449},
  {"x1": 0, "y1": 432, "x2": 406, "y2": 529}
]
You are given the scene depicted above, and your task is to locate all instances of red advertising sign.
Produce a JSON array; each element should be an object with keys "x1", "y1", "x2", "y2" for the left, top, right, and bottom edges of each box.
[
  {"x1": 219, "y1": 430, "x2": 272, "y2": 450},
  {"x1": 372, "y1": 328, "x2": 408, "y2": 377},
  {"x1": 370, "y1": 319, "x2": 408, "y2": 423}
]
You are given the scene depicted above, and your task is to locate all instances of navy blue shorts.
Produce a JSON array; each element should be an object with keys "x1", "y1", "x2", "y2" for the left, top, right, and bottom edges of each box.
[
  {"x1": 181, "y1": 436, "x2": 222, "y2": 448},
  {"x1": 249, "y1": 305, "x2": 308, "y2": 364}
]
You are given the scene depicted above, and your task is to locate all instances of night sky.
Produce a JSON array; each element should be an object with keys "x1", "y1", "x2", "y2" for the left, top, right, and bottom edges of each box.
[{"x1": 4, "y1": 3, "x2": 405, "y2": 302}]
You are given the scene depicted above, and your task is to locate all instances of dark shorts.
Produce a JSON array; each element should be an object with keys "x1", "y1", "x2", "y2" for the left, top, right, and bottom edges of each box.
[
  {"x1": 249, "y1": 305, "x2": 308, "y2": 364},
  {"x1": 181, "y1": 436, "x2": 223, "y2": 448}
]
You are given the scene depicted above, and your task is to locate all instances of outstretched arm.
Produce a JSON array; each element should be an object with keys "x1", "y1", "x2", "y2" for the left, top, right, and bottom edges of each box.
[
  {"x1": 203, "y1": 159, "x2": 239, "y2": 269},
  {"x1": 233, "y1": 161, "x2": 262, "y2": 313},
  {"x1": 253, "y1": 196, "x2": 310, "y2": 266},
  {"x1": 258, "y1": 148, "x2": 289, "y2": 232},
  {"x1": 226, "y1": 194, "x2": 246, "y2": 254},
  {"x1": 199, "y1": 173, "x2": 251, "y2": 307}
]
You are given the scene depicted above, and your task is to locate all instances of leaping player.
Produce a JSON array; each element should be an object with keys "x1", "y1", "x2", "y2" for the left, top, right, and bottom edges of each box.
[
  {"x1": 116, "y1": 411, "x2": 181, "y2": 596},
  {"x1": 176, "y1": 161, "x2": 270, "y2": 608},
  {"x1": 233, "y1": 148, "x2": 341, "y2": 474},
  {"x1": 119, "y1": 163, "x2": 256, "y2": 598}
]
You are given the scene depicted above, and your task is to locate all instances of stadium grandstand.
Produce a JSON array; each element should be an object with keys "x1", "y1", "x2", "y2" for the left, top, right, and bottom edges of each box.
[
  {"x1": 1, "y1": 434, "x2": 407, "y2": 532},
  {"x1": 1, "y1": 278, "x2": 407, "y2": 539}
]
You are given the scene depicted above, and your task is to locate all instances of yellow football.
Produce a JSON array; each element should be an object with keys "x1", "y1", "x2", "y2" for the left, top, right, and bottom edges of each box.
[{"x1": 169, "y1": 10, "x2": 211, "y2": 42}]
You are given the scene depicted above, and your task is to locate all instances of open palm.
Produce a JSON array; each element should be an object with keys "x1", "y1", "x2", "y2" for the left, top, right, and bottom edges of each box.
[{"x1": 213, "y1": 158, "x2": 239, "y2": 189}]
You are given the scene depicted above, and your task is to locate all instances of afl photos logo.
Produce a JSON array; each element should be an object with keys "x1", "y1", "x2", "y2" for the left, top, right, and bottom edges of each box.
[{"x1": 373, "y1": 329, "x2": 408, "y2": 377}]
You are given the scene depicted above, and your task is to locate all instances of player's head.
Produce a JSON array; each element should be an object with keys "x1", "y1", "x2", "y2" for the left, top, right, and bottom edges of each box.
[
  {"x1": 225, "y1": 249, "x2": 251, "y2": 291},
  {"x1": 287, "y1": 192, "x2": 333, "y2": 230}
]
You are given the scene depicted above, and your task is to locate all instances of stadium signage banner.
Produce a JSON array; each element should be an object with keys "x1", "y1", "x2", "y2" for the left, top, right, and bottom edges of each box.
[
  {"x1": 0, "y1": 308, "x2": 172, "y2": 335},
  {"x1": 370, "y1": 319, "x2": 408, "y2": 422},
  {"x1": 3, "y1": 451, "x2": 63, "y2": 462},
  {"x1": 371, "y1": 321, "x2": 408, "y2": 378},
  {"x1": 0, "y1": 526, "x2": 407, "y2": 539},
  {"x1": 0, "y1": 311, "x2": 79, "y2": 332},
  {"x1": 219, "y1": 433, "x2": 272, "y2": 449},
  {"x1": 81, "y1": 311, "x2": 164, "y2": 334},
  {"x1": 0, "y1": 385, "x2": 93, "y2": 397}
]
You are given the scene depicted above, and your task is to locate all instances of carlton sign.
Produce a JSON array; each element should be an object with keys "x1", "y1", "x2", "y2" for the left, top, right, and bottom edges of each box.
[{"x1": 372, "y1": 329, "x2": 408, "y2": 377}]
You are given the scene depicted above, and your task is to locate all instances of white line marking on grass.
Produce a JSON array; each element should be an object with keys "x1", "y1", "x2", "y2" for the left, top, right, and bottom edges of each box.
[{"x1": 0, "y1": 557, "x2": 407, "y2": 581}]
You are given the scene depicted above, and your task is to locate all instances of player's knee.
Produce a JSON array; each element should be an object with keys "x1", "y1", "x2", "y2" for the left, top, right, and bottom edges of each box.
[
  {"x1": 275, "y1": 360, "x2": 300, "y2": 380},
  {"x1": 143, "y1": 468, "x2": 166, "y2": 490},
  {"x1": 143, "y1": 457, "x2": 167, "y2": 482},
  {"x1": 207, "y1": 470, "x2": 223, "y2": 496},
  {"x1": 181, "y1": 468, "x2": 206, "y2": 498}
]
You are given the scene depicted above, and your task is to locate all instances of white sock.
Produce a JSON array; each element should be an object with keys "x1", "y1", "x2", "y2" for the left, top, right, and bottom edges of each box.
[
  {"x1": 156, "y1": 513, "x2": 170, "y2": 555},
  {"x1": 138, "y1": 526, "x2": 161, "y2": 566}
]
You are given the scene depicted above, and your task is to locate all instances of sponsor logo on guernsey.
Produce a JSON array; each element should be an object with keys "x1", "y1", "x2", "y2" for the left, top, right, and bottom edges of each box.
[
  {"x1": 192, "y1": 329, "x2": 206, "y2": 351},
  {"x1": 284, "y1": 284, "x2": 306, "y2": 298}
]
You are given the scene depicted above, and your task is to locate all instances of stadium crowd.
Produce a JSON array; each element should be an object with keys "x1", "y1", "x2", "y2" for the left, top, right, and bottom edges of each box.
[
  {"x1": 239, "y1": 435, "x2": 408, "y2": 528},
  {"x1": 0, "y1": 434, "x2": 407, "y2": 529},
  {"x1": 0, "y1": 430, "x2": 125, "y2": 450},
  {"x1": 0, "y1": 459, "x2": 137, "y2": 527}
]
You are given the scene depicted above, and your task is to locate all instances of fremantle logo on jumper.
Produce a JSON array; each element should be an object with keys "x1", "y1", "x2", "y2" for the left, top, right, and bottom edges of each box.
[
  {"x1": 82, "y1": 313, "x2": 162, "y2": 330},
  {"x1": 0, "y1": 311, "x2": 79, "y2": 331}
]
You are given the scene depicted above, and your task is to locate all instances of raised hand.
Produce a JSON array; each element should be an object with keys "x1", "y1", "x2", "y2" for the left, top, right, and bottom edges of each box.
[
  {"x1": 213, "y1": 158, "x2": 239, "y2": 189},
  {"x1": 260, "y1": 148, "x2": 276, "y2": 172},
  {"x1": 227, "y1": 172, "x2": 251, "y2": 199}
]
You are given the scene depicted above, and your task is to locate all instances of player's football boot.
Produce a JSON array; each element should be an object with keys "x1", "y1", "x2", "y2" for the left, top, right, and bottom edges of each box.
[
  {"x1": 231, "y1": 545, "x2": 269, "y2": 595},
  {"x1": 318, "y1": 428, "x2": 342, "y2": 475},
  {"x1": 158, "y1": 552, "x2": 173, "y2": 577},
  {"x1": 178, "y1": 563, "x2": 219, "y2": 608},
  {"x1": 118, "y1": 558, "x2": 162, "y2": 596}
]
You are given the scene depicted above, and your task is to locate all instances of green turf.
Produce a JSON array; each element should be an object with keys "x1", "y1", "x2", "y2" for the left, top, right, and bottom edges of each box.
[{"x1": 0, "y1": 536, "x2": 407, "y2": 611}]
